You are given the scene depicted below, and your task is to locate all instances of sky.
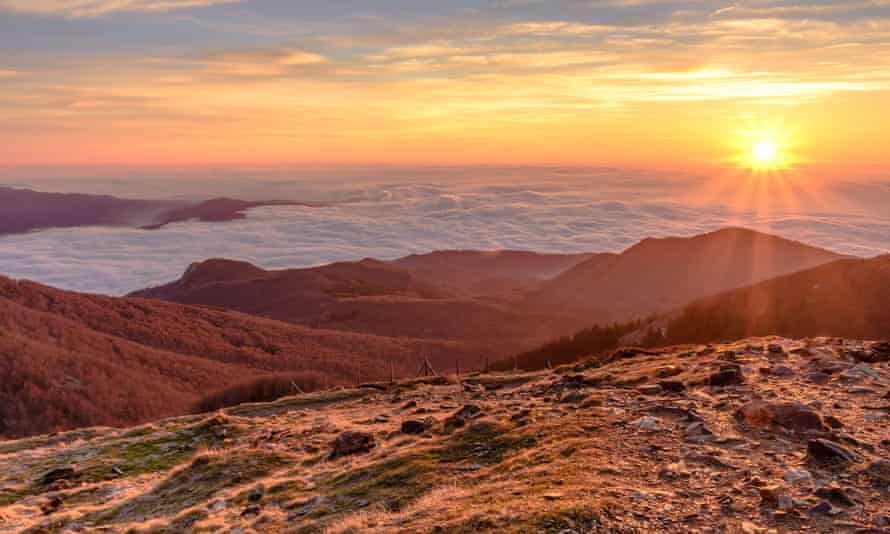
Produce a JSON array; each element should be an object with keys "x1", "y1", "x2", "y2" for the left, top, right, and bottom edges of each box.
[{"x1": 2, "y1": 0, "x2": 890, "y2": 171}]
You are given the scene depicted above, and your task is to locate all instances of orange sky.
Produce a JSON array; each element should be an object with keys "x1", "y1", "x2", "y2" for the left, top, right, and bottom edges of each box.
[{"x1": 2, "y1": 1, "x2": 890, "y2": 172}]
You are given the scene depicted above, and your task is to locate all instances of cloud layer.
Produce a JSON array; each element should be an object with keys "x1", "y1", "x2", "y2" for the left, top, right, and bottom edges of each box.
[
  {"x1": 0, "y1": 0, "x2": 240, "y2": 17},
  {"x1": 1, "y1": 169, "x2": 888, "y2": 296}
]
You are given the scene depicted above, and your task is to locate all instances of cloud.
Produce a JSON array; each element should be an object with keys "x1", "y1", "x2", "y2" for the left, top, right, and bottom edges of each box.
[
  {"x1": 0, "y1": 0, "x2": 242, "y2": 17},
  {"x1": 0, "y1": 70, "x2": 19, "y2": 78},
  {"x1": 1, "y1": 169, "x2": 888, "y2": 296}
]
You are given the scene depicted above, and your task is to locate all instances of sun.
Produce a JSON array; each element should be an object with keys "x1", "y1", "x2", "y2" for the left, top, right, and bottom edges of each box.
[
  {"x1": 753, "y1": 140, "x2": 778, "y2": 164},
  {"x1": 733, "y1": 120, "x2": 798, "y2": 171}
]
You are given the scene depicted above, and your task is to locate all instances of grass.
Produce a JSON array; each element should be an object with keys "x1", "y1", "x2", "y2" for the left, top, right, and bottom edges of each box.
[
  {"x1": 93, "y1": 449, "x2": 289, "y2": 525},
  {"x1": 435, "y1": 421, "x2": 538, "y2": 465},
  {"x1": 327, "y1": 452, "x2": 439, "y2": 514}
]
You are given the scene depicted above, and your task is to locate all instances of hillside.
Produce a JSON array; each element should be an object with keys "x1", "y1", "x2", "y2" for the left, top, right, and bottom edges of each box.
[
  {"x1": 0, "y1": 276, "x2": 479, "y2": 438},
  {"x1": 1, "y1": 336, "x2": 887, "y2": 533},
  {"x1": 661, "y1": 254, "x2": 890, "y2": 344},
  {"x1": 130, "y1": 253, "x2": 594, "y2": 347},
  {"x1": 525, "y1": 228, "x2": 846, "y2": 324},
  {"x1": 130, "y1": 229, "x2": 845, "y2": 353}
]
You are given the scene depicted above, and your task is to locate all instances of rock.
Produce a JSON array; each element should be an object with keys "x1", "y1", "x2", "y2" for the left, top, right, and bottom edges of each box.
[
  {"x1": 824, "y1": 415, "x2": 844, "y2": 429},
  {"x1": 865, "y1": 459, "x2": 890, "y2": 484},
  {"x1": 444, "y1": 404, "x2": 482, "y2": 429},
  {"x1": 631, "y1": 416, "x2": 661, "y2": 432},
  {"x1": 658, "y1": 380, "x2": 686, "y2": 393},
  {"x1": 247, "y1": 486, "x2": 264, "y2": 503},
  {"x1": 759, "y1": 485, "x2": 783, "y2": 507},
  {"x1": 705, "y1": 364, "x2": 744, "y2": 386},
  {"x1": 767, "y1": 343, "x2": 785, "y2": 354},
  {"x1": 769, "y1": 365, "x2": 795, "y2": 377},
  {"x1": 814, "y1": 485, "x2": 855, "y2": 506},
  {"x1": 658, "y1": 462, "x2": 690, "y2": 480},
  {"x1": 784, "y1": 469, "x2": 813, "y2": 485},
  {"x1": 810, "y1": 501, "x2": 838, "y2": 516},
  {"x1": 636, "y1": 384, "x2": 662, "y2": 396},
  {"x1": 808, "y1": 371, "x2": 831, "y2": 385},
  {"x1": 329, "y1": 431, "x2": 376, "y2": 459},
  {"x1": 683, "y1": 422, "x2": 715, "y2": 443},
  {"x1": 401, "y1": 417, "x2": 435, "y2": 434},
  {"x1": 241, "y1": 504, "x2": 261, "y2": 517},
  {"x1": 209, "y1": 499, "x2": 227, "y2": 512},
  {"x1": 841, "y1": 363, "x2": 880, "y2": 381},
  {"x1": 875, "y1": 513, "x2": 889, "y2": 527},
  {"x1": 40, "y1": 468, "x2": 77, "y2": 486},
  {"x1": 807, "y1": 438, "x2": 861, "y2": 465},
  {"x1": 736, "y1": 401, "x2": 827, "y2": 432},
  {"x1": 40, "y1": 496, "x2": 63, "y2": 516},
  {"x1": 740, "y1": 520, "x2": 765, "y2": 534},
  {"x1": 401, "y1": 400, "x2": 418, "y2": 410},
  {"x1": 559, "y1": 391, "x2": 590, "y2": 403}
]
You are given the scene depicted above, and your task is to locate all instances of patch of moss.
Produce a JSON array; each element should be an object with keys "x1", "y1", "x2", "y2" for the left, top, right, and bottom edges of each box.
[
  {"x1": 435, "y1": 422, "x2": 537, "y2": 465},
  {"x1": 0, "y1": 488, "x2": 27, "y2": 506},
  {"x1": 82, "y1": 417, "x2": 238, "y2": 482},
  {"x1": 327, "y1": 452, "x2": 439, "y2": 513},
  {"x1": 92, "y1": 450, "x2": 288, "y2": 525}
]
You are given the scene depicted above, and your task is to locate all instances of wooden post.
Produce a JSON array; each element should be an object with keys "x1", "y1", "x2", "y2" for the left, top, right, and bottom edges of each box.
[{"x1": 546, "y1": 360, "x2": 552, "y2": 370}]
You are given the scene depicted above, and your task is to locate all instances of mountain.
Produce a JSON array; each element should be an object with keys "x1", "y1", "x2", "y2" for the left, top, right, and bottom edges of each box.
[
  {"x1": 661, "y1": 254, "x2": 890, "y2": 344},
  {"x1": 130, "y1": 252, "x2": 596, "y2": 349},
  {"x1": 0, "y1": 276, "x2": 476, "y2": 438},
  {"x1": 0, "y1": 186, "x2": 181, "y2": 235},
  {"x1": 525, "y1": 227, "x2": 846, "y2": 323},
  {"x1": 0, "y1": 187, "x2": 319, "y2": 236},
  {"x1": 3, "y1": 336, "x2": 888, "y2": 533}
]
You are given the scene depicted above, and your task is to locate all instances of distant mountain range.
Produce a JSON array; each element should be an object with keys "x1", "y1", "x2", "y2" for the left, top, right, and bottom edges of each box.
[
  {"x1": 0, "y1": 226, "x2": 878, "y2": 437},
  {"x1": 0, "y1": 186, "x2": 319, "y2": 235}
]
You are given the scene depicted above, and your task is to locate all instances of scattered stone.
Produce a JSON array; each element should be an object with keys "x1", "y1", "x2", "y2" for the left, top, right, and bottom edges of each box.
[
  {"x1": 759, "y1": 485, "x2": 783, "y2": 507},
  {"x1": 40, "y1": 496, "x2": 63, "y2": 516},
  {"x1": 769, "y1": 365, "x2": 795, "y2": 377},
  {"x1": 767, "y1": 343, "x2": 785, "y2": 354},
  {"x1": 814, "y1": 485, "x2": 855, "y2": 506},
  {"x1": 444, "y1": 404, "x2": 483, "y2": 429},
  {"x1": 842, "y1": 364, "x2": 881, "y2": 381},
  {"x1": 247, "y1": 486, "x2": 264, "y2": 503},
  {"x1": 684, "y1": 421, "x2": 714, "y2": 442},
  {"x1": 784, "y1": 469, "x2": 813, "y2": 485},
  {"x1": 636, "y1": 384, "x2": 662, "y2": 396},
  {"x1": 810, "y1": 501, "x2": 843, "y2": 517},
  {"x1": 824, "y1": 415, "x2": 845, "y2": 429},
  {"x1": 658, "y1": 380, "x2": 686, "y2": 393},
  {"x1": 329, "y1": 431, "x2": 376, "y2": 459},
  {"x1": 401, "y1": 400, "x2": 418, "y2": 410},
  {"x1": 542, "y1": 492, "x2": 563, "y2": 501},
  {"x1": 807, "y1": 438, "x2": 861, "y2": 465},
  {"x1": 40, "y1": 468, "x2": 77, "y2": 486},
  {"x1": 401, "y1": 417, "x2": 435, "y2": 434},
  {"x1": 736, "y1": 401, "x2": 827, "y2": 432},
  {"x1": 559, "y1": 391, "x2": 590, "y2": 403},
  {"x1": 631, "y1": 416, "x2": 661, "y2": 432},
  {"x1": 705, "y1": 364, "x2": 744, "y2": 386},
  {"x1": 865, "y1": 459, "x2": 890, "y2": 484},
  {"x1": 241, "y1": 505, "x2": 261, "y2": 517}
]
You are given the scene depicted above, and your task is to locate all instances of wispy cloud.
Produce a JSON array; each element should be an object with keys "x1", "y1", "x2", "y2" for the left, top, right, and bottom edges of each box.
[{"x1": 0, "y1": 0, "x2": 242, "y2": 17}]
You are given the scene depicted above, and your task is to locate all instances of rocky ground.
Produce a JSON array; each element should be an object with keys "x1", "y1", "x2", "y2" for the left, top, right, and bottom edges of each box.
[{"x1": 0, "y1": 337, "x2": 888, "y2": 533}]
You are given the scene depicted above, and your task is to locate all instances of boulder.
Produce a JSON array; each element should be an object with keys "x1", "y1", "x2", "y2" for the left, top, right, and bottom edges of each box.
[
  {"x1": 736, "y1": 401, "x2": 827, "y2": 432},
  {"x1": 401, "y1": 417, "x2": 435, "y2": 435},
  {"x1": 705, "y1": 364, "x2": 744, "y2": 386},
  {"x1": 329, "y1": 431, "x2": 376, "y2": 459},
  {"x1": 444, "y1": 404, "x2": 482, "y2": 429},
  {"x1": 40, "y1": 468, "x2": 77, "y2": 486},
  {"x1": 807, "y1": 438, "x2": 861, "y2": 465}
]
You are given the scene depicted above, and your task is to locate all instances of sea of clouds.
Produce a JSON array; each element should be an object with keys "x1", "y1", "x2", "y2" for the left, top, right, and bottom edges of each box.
[{"x1": 2, "y1": 167, "x2": 890, "y2": 296}]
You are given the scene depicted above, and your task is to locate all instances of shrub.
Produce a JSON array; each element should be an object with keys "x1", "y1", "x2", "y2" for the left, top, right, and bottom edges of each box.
[{"x1": 192, "y1": 372, "x2": 329, "y2": 413}]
